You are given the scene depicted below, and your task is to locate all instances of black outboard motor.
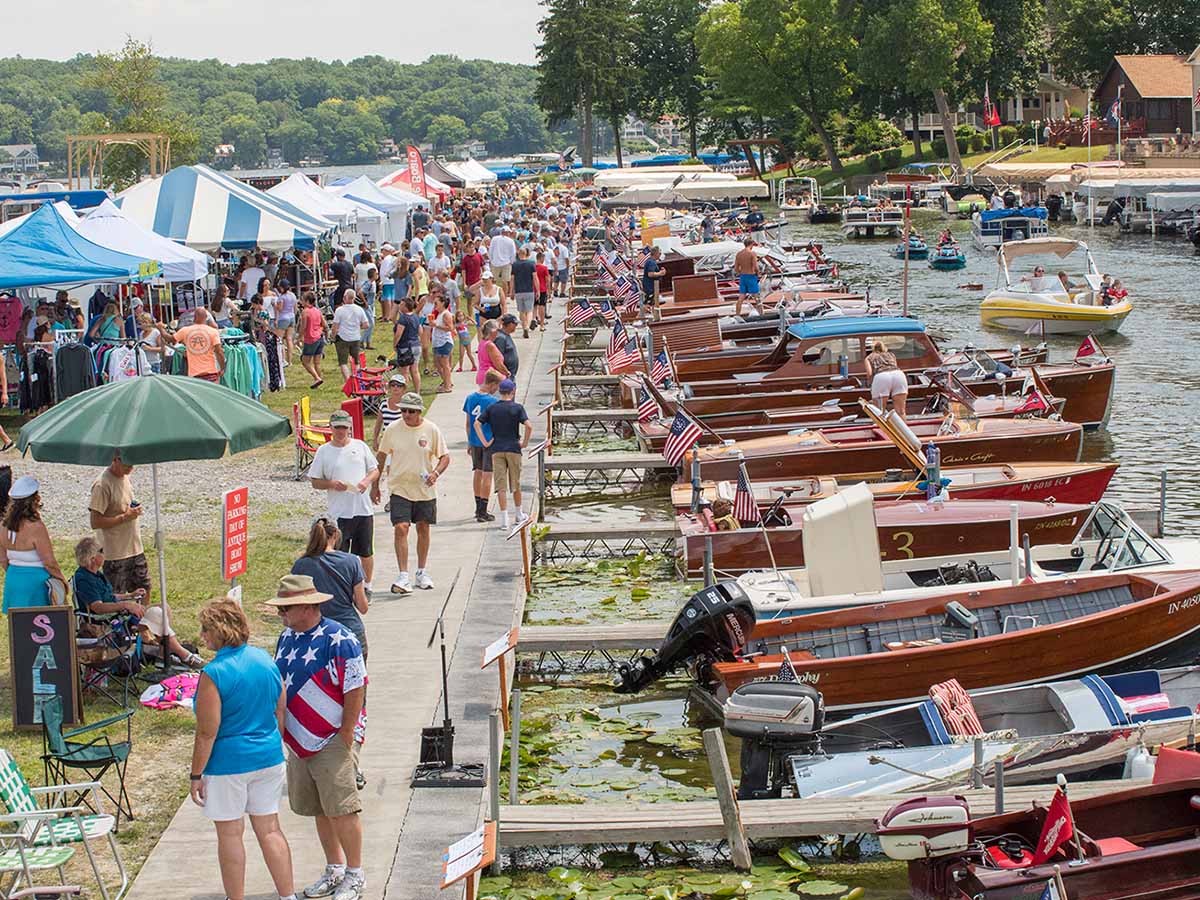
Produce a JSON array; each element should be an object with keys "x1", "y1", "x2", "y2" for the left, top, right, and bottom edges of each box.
[
  {"x1": 614, "y1": 581, "x2": 755, "y2": 693},
  {"x1": 724, "y1": 681, "x2": 825, "y2": 799},
  {"x1": 1101, "y1": 196, "x2": 1126, "y2": 227},
  {"x1": 1045, "y1": 193, "x2": 1063, "y2": 222}
]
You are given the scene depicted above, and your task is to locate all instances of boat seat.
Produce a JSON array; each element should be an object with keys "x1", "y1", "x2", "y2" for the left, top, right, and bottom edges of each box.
[
  {"x1": 1094, "y1": 837, "x2": 1142, "y2": 856},
  {"x1": 918, "y1": 700, "x2": 952, "y2": 746},
  {"x1": 1130, "y1": 706, "x2": 1193, "y2": 724}
]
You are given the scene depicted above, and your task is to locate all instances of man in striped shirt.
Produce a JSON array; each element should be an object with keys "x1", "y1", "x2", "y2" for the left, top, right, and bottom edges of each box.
[{"x1": 269, "y1": 575, "x2": 368, "y2": 900}]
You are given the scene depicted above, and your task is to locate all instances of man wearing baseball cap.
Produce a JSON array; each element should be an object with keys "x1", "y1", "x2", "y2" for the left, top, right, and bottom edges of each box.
[
  {"x1": 308, "y1": 410, "x2": 379, "y2": 593},
  {"x1": 268, "y1": 574, "x2": 367, "y2": 900},
  {"x1": 371, "y1": 374, "x2": 408, "y2": 450},
  {"x1": 372, "y1": 393, "x2": 449, "y2": 593},
  {"x1": 474, "y1": 378, "x2": 533, "y2": 529}
]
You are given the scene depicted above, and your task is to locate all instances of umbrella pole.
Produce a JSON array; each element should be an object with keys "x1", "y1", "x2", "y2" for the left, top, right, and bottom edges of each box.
[{"x1": 152, "y1": 462, "x2": 170, "y2": 672}]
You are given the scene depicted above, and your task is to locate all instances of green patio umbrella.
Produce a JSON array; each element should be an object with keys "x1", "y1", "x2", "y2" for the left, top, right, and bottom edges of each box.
[{"x1": 18, "y1": 375, "x2": 292, "y2": 650}]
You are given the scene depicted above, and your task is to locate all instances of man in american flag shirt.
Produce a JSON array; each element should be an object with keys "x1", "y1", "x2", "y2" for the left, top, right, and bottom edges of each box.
[{"x1": 269, "y1": 574, "x2": 369, "y2": 900}]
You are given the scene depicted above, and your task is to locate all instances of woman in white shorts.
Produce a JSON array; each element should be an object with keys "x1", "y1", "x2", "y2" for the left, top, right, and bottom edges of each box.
[
  {"x1": 865, "y1": 340, "x2": 908, "y2": 420},
  {"x1": 190, "y1": 600, "x2": 295, "y2": 900}
]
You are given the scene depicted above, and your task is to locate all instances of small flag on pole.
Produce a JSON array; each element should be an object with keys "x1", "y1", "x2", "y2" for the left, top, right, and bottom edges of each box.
[
  {"x1": 733, "y1": 463, "x2": 759, "y2": 525},
  {"x1": 637, "y1": 386, "x2": 660, "y2": 422},
  {"x1": 608, "y1": 337, "x2": 641, "y2": 374},
  {"x1": 612, "y1": 273, "x2": 639, "y2": 303},
  {"x1": 1105, "y1": 97, "x2": 1121, "y2": 128},
  {"x1": 651, "y1": 348, "x2": 673, "y2": 385},
  {"x1": 567, "y1": 299, "x2": 596, "y2": 327},
  {"x1": 662, "y1": 410, "x2": 703, "y2": 466},
  {"x1": 597, "y1": 300, "x2": 617, "y2": 323},
  {"x1": 777, "y1": 647, "x2": 799, "y2": 683},
  {"x1": 1075, "y1": 335, "x2": 1105, "y2": 361},
  {"x1": 1014, "y1": 389, "x2": 1051, "y2": 415}
]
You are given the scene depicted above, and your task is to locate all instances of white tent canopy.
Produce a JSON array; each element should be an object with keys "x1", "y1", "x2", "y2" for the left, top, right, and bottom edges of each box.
[
  {"x1": 268, "y1": 174, "x2": 386, "y2": 247},
  {"x1": 331, "y1": 176, "x2": 429, "y2": 244},
  {"x1": 74, "y1": 200, "x2": 210, "y2": 282},
  {"x1": 452, "y1": 159, "x2": 498, "y2": 186}
]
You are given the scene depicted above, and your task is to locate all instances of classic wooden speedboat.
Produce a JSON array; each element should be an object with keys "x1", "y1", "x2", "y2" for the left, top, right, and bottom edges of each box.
[
  {"x1": 677, "y1": 498, "x2": 1092, "y2": 574},
  {"x1": 669, "y1": 461, "x2": 1119, "y2": 511},
  {"x1": 709, "y1": 570, "x2": 1200, "y2": 713},
  {"x1": 686, "y1": 404, "x2": 1082, "y2": 482},
  {"x1": 658, "y1": 316, "x2": 1116, "y2": 428},
  {"x1": 724, "y1": 667, "x2": 1200, "y2": 800},
  {"x1": 880, "y1": 779, "x2": 1200, "y2": 900}
]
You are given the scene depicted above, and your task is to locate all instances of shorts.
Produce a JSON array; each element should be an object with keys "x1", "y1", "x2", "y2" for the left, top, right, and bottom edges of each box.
[
  {"x1": 515, "y1": 292, "x2": 535, "y2": 313},
  {"x1": 104, "y1": 553, "x2": 151, "y2": 595},
  {"x1": 469, "y1": 444, "x2": 493, "y2": 472},
  {"x1": 492, "y1": 451, "x2": 522, "y2": 493},
  {"x1": 337, "y1": 514, "x2": 375, "y2": 558},
  {"x1": 389, "y1": 495, "x2": 437, "y2": 525},
  {"x1": 871, "y1": 369, "x2": 909, "y2": 399},
  {"x1": 479, "y1": 305, "x2": 501, "y2": 320},
  {"x1": 276, "y1": 316, "x2": 295, "y2": 330},
  {"x1": 491, "y1": 264, "x2": 512, "y2": 284},
  {"x1": 738, "y1": 274, "x2": 761, "y2": 295},
  {"x1": 465, "y1": 281, "x2": 481, "y2": 299},
  {"x1": 203, "y1": 763, "x2": 286, "y2": 822},
  {"x1": 194, "y1": 372, "x2": 221, "y2": 382},
  {"x1": 302, "y1": 337, "x2": 325, "y2": 358},
  {"x1": 382, "y1": 284, "x2": 395, "y2": 300},
  {"x1": 556, "y1": 269, "x2": 569, "y2": 285},
  {"x1": 287, "y1": 741, "x2": 361, "y2": 818},
  {"x1": 395, "y1": 347, "x2": 417, "y2": 367},
  {"x1": 433, "y1": 342, "x2": 453, "y2": 357},
  {"x1": 535, "y1": 292, "x2": 548, "y2": 306},
  {"x1": 335, "y1": 338, "x2": 361, "y2": 365}
]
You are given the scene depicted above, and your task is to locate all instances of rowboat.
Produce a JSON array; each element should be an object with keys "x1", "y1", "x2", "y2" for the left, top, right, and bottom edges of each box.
[{"x1": 881, "y1": 778, "x2": 1200, "y2": 900}]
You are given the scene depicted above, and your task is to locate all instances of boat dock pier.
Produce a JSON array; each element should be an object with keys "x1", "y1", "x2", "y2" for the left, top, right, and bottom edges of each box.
[
  {"x1": 556, "y1": 373, "x2": 622, "y2": 403},
  {"x1": 559, "y1": 346, "x2": 608, "y2": 374},
  {"x1": 548, "y1": 407, "x2": 637, "y2": 440},
  {"x1": 532, "y1": 521, "x2": 678, "y2": 563},
  {"x1": 538, "y1": 450, "x2": 677, "y2": 499}
]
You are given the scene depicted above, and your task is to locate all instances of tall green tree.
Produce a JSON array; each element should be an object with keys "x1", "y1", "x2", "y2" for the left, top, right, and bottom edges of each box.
[
  {"x1": 426, "y1": 114, "x2": 470, "y2": 152},
  {"x1": 633, "y1": 0, "x2": 706, "y2": 158},
  {"x1": 1048, "y1": 0, "x2": 1200, "y2": 87},
  {"x1": 697, "y1": 0, "x2": 855, "y2": 173}
]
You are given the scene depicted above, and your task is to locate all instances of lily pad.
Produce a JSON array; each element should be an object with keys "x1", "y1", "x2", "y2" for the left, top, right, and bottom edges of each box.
[
  {"x1": 748, "y1": 892, "x2": 798, "y2": 900},
  {"x1": 548, "y1": 866, "x2": 586, "y2": 882},
  {"x1": 778, "y1": 848, "x2": 811, "y2": 872},
  {"x1": 796, "y1": 882, "x2": 851, "y2": 896},
  {"x1": 681, "y1": 874, "x2": 723, "y2": 884},
  {"x1": 610, "y1": 876, "x2": 650, "y2": 890}
]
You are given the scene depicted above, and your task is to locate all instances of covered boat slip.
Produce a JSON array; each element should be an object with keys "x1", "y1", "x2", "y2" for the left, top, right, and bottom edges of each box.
[{"x1": 712, "y1": 570, "x2": 1200, "y2": 710}]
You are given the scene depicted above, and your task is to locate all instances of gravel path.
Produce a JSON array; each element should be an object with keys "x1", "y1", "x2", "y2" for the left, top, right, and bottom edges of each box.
[{"x1": 1, "y1": 447, "x2": 325, "y2": 539}]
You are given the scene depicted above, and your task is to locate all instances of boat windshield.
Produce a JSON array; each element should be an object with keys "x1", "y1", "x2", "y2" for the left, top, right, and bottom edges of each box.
[
  {"x1": 953, "y1": 350, "x2": 1009, "y2": 380},
  {"x1": 1004, "y1": 245, "x2": 1100, "y2": 294},
  {"x1": 1080, "y1": 502, "x2": 1171, "y2": 571}
]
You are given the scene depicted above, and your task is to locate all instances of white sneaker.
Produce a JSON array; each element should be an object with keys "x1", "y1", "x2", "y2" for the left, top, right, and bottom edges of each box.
[
  {"x1": 332, "y1": 872, "x2": 365, "y2": 900},
  {"x1": 414, "y1": 570, "x2": 434, "y2": 590},
  {"x1": 303, "y1": 865, "x2": 345, "y2": 898},
  {"x1": 391, "y1": 572, "x2": 412, "y2": 594}
]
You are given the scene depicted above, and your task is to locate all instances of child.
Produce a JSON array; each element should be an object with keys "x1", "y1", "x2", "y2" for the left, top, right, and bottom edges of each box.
[
  {"x1": 534, "y1": 251, "x2": 551, "y2": 331},
  {"x1": 455, "y1": 309, "x2": 476, "y2": 372},
  {"x1": 361, "y1": 267, "x2": 379, "y2": 349}
]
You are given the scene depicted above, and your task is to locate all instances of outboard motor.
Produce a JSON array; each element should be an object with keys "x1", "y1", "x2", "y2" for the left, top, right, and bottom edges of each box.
[
  {"x1": 614, "y1": 581, "x2": 755, "y2": 693},
  {"x1": 724, "y1": 680, "x2": 825, "y2": 799},
  {"x1": 1101, "y1": 196, "x2": 1126, "y2": 227}
]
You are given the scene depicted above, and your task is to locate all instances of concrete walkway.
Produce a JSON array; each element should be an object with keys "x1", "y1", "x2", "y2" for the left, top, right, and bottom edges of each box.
[{"x1": 130, "y1": 321, "x2": 553, "y2": 900}]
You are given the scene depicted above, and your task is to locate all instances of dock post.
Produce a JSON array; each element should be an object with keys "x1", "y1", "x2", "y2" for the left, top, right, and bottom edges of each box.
[
  {"x1": 690, "y1": 455, "x2": 702, "y2": 514},
  {"x1": 703, "y1": 535, "x2": 715, "y2": 588},
  {"x1": 1008, "y1": 504, "x2": 1020, "y2": 586},
  {"x1": 972, "y1": 738, "x2": 985, "y2": 789},
  {"x1": 489, "y1": 710, "x2": 501, "y2": 874},
  {"x1": 536, "y1": 449, "x2": 546, "y2": 523},
  {"x1": 993, "y1": 759, "x2": 1005, "y2": 814},
  {"x1": 1160, "y1": 469, "x2": 1168, "y2": 536},
  {"x1": 509, "y1": 689, "x2": 522, "y2": 806},
  {"x1": 702, "y1": 727, "x2": 753, "y2": 871}
]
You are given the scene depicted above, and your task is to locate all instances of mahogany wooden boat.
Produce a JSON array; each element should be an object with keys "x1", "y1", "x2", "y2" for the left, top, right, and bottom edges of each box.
[
  {"x1": 708, "y1": 570, "x2": 1200, "y2": 714},
  {"x1": 677, "y1": 498, "x2": 1092, "y2": 574},
  {"x1": 669, "y1": 461, "x2": 1120, "y2": 511},
  {"x1": 884, "y1": 779, "x2": 1200, "y2": 900},
  {"x1": 687, "y1": 415, "x2": 1083, "y2": 482}
]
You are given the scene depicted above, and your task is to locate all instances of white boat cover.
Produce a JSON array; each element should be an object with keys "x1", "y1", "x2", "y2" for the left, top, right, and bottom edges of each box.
[{"x1": 1147, "y1": 192, "x2": 1200, "y2": 213}]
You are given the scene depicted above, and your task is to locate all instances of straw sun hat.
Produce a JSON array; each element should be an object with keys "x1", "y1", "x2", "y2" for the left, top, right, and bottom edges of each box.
[{"x1": 263, "y1": 574, "x2": 332, "y2": 608}]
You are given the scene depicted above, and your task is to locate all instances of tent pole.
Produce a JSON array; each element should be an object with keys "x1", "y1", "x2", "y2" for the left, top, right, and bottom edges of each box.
[{"x1": 152, "y1": 462, "x2": 170, "y2": 672}]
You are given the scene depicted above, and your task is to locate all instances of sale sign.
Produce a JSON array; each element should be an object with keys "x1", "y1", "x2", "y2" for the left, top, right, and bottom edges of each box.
[{"x1": 222, "y1": 487, "x2": 249, "y2": 581}]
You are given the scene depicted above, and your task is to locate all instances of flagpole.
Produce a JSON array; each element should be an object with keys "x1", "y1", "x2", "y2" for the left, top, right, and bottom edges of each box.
[
  {"x1": 1087, "y1": 90, "x2": 1093, "y2": 235},
  {"x1": 742, "y1": 459, "x2": 781, "y2": 579},
  {"x1": 902, "y1": 186, "x2": 911, "y2": 317},
  {"x1": 1116, "y1": 85, "x2": 1123, "y2": 164}
]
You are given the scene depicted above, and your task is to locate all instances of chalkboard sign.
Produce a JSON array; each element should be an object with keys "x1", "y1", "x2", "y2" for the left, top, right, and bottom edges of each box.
[{"x1": 7, "y1": 606, "x2": 82, "y2": 730}]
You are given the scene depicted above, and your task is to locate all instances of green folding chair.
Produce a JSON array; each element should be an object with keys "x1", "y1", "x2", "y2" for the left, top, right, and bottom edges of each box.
[
  {"x1": 0, "y1": 749, "x2": 127, "y2": 900},
  {"x1": 40, "y1": 696, "x2": 134, "y2": 830},
  {"x1": 0, "y1": 831, "x2": 77, "y2": 900}
]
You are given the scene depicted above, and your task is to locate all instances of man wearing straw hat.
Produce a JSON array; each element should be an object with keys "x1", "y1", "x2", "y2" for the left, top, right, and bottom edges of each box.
[{"x1": 268, "y1": 574, "x2": 368, "y2": 900}]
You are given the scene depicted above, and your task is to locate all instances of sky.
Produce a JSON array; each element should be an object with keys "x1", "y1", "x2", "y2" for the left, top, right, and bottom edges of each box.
[{"x1": 0, "y1": 0, "x2": 543, "y2": 65}]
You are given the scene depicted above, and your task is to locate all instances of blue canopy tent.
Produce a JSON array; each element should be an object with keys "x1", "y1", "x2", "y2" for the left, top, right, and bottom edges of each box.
[{"x1": 0, "y1": 202, "x2": 160, "y2": 290}]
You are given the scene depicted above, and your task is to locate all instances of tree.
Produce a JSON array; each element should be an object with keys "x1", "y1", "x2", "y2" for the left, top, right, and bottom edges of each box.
[
  {"x1": 697, "y1": 0, "x2": 855, "y2": 173},
  {"x1": 633, "y1": 0, "x2": 706, "y2": 157},
  {"x1": 0, "y1": 102, "x2": 33, "y2": 144},
  {"x1": 425, "y1": 114, "x2": 470, "y2": 152},
  {"x1": 273, "y1": 117, "x2": 318, "y2": 165},
  {"x1": 222, "y1": 114, "x2": 266, "y2": 168},
  {"x1": 1048, "y1": 0, "x2": 1200, "y2": 87},
  {"x1": 475, "y1": 110, "x2": 509, "y2": 149}
]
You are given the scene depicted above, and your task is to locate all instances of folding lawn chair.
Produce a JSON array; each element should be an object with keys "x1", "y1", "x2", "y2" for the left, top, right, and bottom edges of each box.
[
  {"x1": 342, "y1": 358, "x2": 385, "y2": 416},
  {"x1": 0, "y1": 830, "x2": 78, "y2": 900},
  {"x1": 40, "y1": 697, "x2": 134, "y2": 831},
  {"x1": 293, "y1": 397, "x2": 332, "y2": 479},
  {"x1": 0, "y1": 748, "x2": 126, "y2": 900}
]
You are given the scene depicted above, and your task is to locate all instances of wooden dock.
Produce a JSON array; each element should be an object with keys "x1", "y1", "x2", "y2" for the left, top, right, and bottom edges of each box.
[
  {"x1": 498, "y1": 779, "x2": 1146, "y2": 847},
  {"x1": 541, "y1": 451, "x2": 678, "y2": 495},
  {"x1": 557, "y1": 373, "x2": 622, "y2": 403},
  {"x1": 532, "y1": 521, "x2": 678, "y2": 563},
  {"x1": 518, "y1": 622, "x2": 665, "y2": 652}
]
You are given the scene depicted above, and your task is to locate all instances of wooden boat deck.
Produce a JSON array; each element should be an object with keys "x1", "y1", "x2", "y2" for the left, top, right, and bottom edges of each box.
[{"x1": 498, "y1": 779, "x2": 1146, "y2": 847}]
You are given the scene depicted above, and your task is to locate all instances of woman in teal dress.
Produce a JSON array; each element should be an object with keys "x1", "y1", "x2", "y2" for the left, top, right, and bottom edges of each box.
[
  {"x1": 87, "y1": 303, "x2": 125, "y2": 343},
  {"x1": 1, "y1": 476, "x2": 67, "y2": 612}
]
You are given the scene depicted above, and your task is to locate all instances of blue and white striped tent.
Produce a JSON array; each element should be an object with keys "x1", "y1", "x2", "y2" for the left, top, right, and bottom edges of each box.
[{"x1": 116, "y1": 164, "x2": 335, "y2": 252}]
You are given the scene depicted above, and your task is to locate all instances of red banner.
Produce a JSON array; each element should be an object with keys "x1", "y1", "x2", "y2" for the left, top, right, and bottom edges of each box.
[
  {"x1": 1032, "y1": 789, "x2": 1074, "y2": 864},
  {"x1": 222, "y1": 487, "x2": 249, "y2": 581},
  {"x1": 407, "y1": 145, "x2": 427, "y2": 198}
]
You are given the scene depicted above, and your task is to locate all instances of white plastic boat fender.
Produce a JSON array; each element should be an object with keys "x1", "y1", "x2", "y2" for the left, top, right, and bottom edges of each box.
[{"x1": 1123, "y1": 743, "x2": 1155, "y2": 780}]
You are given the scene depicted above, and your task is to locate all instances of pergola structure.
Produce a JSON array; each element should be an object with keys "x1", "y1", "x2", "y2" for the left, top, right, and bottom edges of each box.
[{"x1": 65, "y1": 133, "x2": 171, "y2": 190}]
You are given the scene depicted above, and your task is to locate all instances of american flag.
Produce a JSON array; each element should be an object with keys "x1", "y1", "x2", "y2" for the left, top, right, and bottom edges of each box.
[
  {"x1": 661, "y1": 410, "x2": 703, "y2": 466},
  {"x1": 1081, "y1": 113, "x2": 1093, "y2": 129},
  {"x1": 637, "y1": 386, "x2": 660, "y2": 422},
  {"x1": 734, "y1": 463, "x2": 759, "y2": 525},
  {"x1": 612, "y1": 273, "x2": 640, "y2": 303},
  {"x1": 568, "y1": 299, "x2": 596, "y2": 327},
  {"x1": 636, "y1": 246, "x2": 652, "y2": 264},
  {"x1": 275, "y1": 619, "x2": 368, "y2": 758},
  {"x1": 591, "y1": 247, "x2": 605, "y2": 266},
  {"x1": 777, "y1": 647, "x2": 798, "y2": 683},
  {"x1": 597, "y1": 300, "x2": 617, "y2": 323},
  {"x1": 607, "y1": 333, "x2": 640, "y2": 373},
  {"x1": 611, "y1": 255, "x2": 632, "y2": 277},
  {"x1": 650, "y1": 348, "x2": 673, "y2": 385}
]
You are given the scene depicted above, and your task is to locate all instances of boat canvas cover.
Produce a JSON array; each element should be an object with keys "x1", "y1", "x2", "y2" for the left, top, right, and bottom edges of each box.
[
  {"x1": 801, "y1": 482, "x2": 884, "y2": 597},
  {"x1": 0, "y1": 201, "x2": 159, "y2": 290},
  {"x1": 979, "y1": 206, "x2": 1048, "y2": 223},
  {"x1": 998, "y1": 238, "x2": 1084, "y2": 260},
  {"x1": 786, "y1": 315, "x2": 925, "y2": 341},
  {"x1": 115, "y1": 164, "x2": 333, "y2": 251},
  {"x1": 1147, "y1": 192, "x2": 1200, "y2": 212},
  {"x1": 1114, "y1": 178, "x2": 1200, "y2": 199}
]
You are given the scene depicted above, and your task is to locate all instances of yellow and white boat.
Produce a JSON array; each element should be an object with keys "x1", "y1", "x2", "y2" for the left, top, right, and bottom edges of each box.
[{"x1": 979, "y1": 237, "x2": 1133, "y2": 335}]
